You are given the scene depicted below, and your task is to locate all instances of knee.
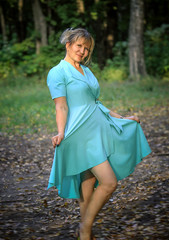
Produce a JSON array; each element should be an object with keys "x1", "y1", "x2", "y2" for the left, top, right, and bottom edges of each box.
[{"x1": 102, "y1": 180, "x2": 117, "y2": 195}]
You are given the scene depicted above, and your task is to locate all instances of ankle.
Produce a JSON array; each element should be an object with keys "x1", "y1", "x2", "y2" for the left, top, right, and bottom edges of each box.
[{"x1": 80, "y1": 221, "x2": 92, "y2": 233}]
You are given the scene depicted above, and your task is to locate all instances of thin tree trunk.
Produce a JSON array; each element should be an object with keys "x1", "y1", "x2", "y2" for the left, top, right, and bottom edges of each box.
[
  {"x1": 18, "y1": 0, "x2": 24, "y2": 42},
  {"x1": 0, "y1": 5, "x2": 7, "y2": 44},
  {"x1": 93, "y1": 0, "x2": 106, "y2": 69},
  {"x1": 76, "y1": 0, "x2": 85, "y2": 14},
  {"x1": 32, "y1": 0, "x2": 47, "y2": 54},
  {"x1": 129, "y1": 0, "x2": 146, "y2": 80},
  {"x1": 106, "y1": 1, "x2": 118, "y2": 60},
  {"x1": 47, "y1": 0, "x2": 53, "y2": 36}
]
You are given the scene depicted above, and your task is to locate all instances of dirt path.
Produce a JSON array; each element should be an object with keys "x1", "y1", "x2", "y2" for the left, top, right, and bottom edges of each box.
[{"x1": 0, "y1": 106, "x2": 169, "y2": 239}]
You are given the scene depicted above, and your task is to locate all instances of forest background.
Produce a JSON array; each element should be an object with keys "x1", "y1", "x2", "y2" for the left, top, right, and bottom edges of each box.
[
  {"x1": 0, "y1": 0, "x2": 169, "y2": 134},
  {"x1": 1, "y1": 2, "x2": 169, "y2": 239}
]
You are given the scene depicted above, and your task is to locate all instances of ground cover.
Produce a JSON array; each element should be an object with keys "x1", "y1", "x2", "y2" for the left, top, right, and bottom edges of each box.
[
  {"x1": 0, "y1": 105, "x2": 168, "y2": 239},
  {"x1": 0, "y1": 76, "x2": 169, "y2": 239},
  {"x1": 0, "y1": 77, "x2": 168, "y2": 134}
]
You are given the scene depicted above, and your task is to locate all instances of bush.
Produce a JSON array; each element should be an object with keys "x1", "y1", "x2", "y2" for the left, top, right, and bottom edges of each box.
[
  {"x1": 0, "y1": 33, "x2": 65, "y2": 81},
  {"x1": 0, "y1": 38, "x2": 35, "y2": 79},
  {"x1": 101, "y1": 61, "x2": 128, "y2": 82},
  {"x1": 94, "y1": 41, "x2": 128, "y2": 82},
  {"x1": 144, "y1": 24, "x2": 169, "y2": 80},
  {"x1": 1, "y1": 25, "x2": 169, "y2": 82}
]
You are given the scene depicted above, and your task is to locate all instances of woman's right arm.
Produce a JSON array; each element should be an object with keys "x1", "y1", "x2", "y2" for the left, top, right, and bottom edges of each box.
[{"x1": 52, "y1": 97, "x2": 68, "y2": 148}]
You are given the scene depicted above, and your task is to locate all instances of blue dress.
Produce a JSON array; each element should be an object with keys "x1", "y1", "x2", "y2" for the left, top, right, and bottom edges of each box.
[{"x1": 47, "y1": 60, "x2": 151, "y2": 199}]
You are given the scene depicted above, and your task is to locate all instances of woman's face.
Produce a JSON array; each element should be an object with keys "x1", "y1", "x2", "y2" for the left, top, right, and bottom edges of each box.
[{"x1": 66, "y1": 38, "x2": 91, "y2": 64}]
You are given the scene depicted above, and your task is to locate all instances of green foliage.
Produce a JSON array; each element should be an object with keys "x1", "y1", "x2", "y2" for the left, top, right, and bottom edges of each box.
[
  {"x1": 0, "y1": 38, "x2": 34, "y2": 63},
  {"x1": 100, "y1": 61, "x2": 128, "y2": 82},
  {"x1": 0, "y1": 74, "x2": 168, "y2": 134},
  {"x1": 19, "y1": 46, "x2": 64, "y2": 77},
  {"x1": 144, "y1": 24, "x2": 169, "y2": 80},
  {"x1": 95, "y1": 41, "x2": 128, "y2": 82},
  {"x1": 111, "y1": 41, "x2": 128, "y2": 67},
  {"x1": 0, "y1": 79, "x2": 56, "y2": 134},
  {"x1": 0, "y1": 0, "x2": 168, "y2": 82},
  {"x1": 0, "y1": 35, "x2": 65, "y2": 81},
  {"x1": 0, "y1": 38, "x2": 35, "y2": 79},
  {"x1": 46, "y1": 0, "x2": 85, "y2": 29},
  {"x1": 99, "y1": 78, "x2": 169, "y2": 112}
]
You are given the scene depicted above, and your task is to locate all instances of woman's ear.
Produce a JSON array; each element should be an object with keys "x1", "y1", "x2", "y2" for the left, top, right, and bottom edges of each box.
[{"x1": 66, "y1": 42, "x2": 70, "y2": 50}]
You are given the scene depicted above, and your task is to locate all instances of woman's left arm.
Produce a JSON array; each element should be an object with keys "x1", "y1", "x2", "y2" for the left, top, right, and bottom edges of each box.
[{"x1": 109, "y1": 109, "x2": 140, "y2": 123}]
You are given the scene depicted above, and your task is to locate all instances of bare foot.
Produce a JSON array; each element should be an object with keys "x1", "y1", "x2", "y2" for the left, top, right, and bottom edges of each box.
[{"x1": 75, "y1": 228, "x2": 96, "y2": 240}]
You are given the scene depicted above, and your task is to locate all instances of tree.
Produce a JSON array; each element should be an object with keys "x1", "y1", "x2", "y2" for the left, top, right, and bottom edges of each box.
[
  {"x1": 76, "y1": 0, "x2": 85, "y2": 14},
  {"x1": 0, "y1": 5, "x2": 7, "y2": 44},
  {"x1": 84, "y1": 0, "x2": 118, "y2": 69},
  {"x1": 128, "y1": 0, "x2": 147, "y2": 80},
  {"x1": 32, "y1": 0, "x2": 47, "y2": 54},
  {"x1": 18, "y1": 0, "x2": 24, "y2": 42}
]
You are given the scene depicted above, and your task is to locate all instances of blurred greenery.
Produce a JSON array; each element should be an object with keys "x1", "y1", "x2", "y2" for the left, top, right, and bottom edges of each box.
[
  {"x1": 0, "y1": 74, "x2": 168, "y2": 135},
  {"x1": 0, "y1": 0, "x2": 169, "y2": 134},
  {"x1": 144, "y1": 24, "x2": 169, "y2": 80},
  {"x1": 0, "y1": 25, "x2": 169, "y2": 81},
  {"x1": 0, "y1": 0, "x2": 169, "y2": 81}
]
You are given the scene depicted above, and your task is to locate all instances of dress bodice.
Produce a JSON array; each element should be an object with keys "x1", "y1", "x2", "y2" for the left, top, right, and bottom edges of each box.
[
  {"x1": 59, "y1": 60, "x2": 100, "y2": 138},
  {"x1": 47, "y1": 60, "x2": 123, "y2": 139}
]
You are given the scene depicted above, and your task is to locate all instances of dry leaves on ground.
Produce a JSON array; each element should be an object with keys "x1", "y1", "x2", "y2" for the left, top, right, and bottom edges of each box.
[{"x1": 0, "y1": 106, "x2": 169, "y2": 240}]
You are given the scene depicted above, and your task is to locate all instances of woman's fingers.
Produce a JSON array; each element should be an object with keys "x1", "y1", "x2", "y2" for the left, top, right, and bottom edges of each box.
[
  {"x1": 125, "y1": 116, "x2": 140, "y2": 123},
  {"x1": 56, "y1": 136, "x2": 62, "y2": 146},
  {"x1": 52, "y1": 136, "x2": 58, "y2": 148},
  {"x1": 134, "y1": 116, "x2": 140, "y2": 123},
  {"x1": 52, "y1": 135, "x2": 64, "y2": 148},
  {"x1": 52, "y1": 136, "x2": 56, "y2": 148}
]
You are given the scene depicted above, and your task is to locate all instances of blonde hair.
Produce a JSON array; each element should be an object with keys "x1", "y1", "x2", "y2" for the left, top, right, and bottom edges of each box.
[{"x1": 60, "y1": 28, "x2": 95, "y2": 65}]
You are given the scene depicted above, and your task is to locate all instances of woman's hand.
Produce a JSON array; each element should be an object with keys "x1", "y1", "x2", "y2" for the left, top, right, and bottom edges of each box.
[
  {"x1": 125, "y1": 116, "x2": 140, "y2": 123},
  {"x1": 52, "y1": 133, "x2": 64, "y2": 148}
]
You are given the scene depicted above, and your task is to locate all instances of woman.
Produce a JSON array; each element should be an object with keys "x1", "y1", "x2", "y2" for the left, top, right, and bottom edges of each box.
[{"x1": 47, "y1": 28, "x2": 151, "y2": 240}]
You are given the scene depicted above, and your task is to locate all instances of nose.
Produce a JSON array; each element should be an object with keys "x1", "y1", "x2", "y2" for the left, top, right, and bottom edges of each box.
[{"x1": 80, "y1": 47, "x2": 85, "y2": 55}]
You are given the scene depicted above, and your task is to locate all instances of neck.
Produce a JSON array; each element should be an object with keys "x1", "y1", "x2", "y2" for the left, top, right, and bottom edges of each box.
[{"x1": 64, "y1": 56, "x2": 81, "y2": 69}]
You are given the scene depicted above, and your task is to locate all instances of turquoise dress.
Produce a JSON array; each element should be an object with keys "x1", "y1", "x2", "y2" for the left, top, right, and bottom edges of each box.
[{"x1": 47, "y1": 60, "x2": 151, "y2": 199}]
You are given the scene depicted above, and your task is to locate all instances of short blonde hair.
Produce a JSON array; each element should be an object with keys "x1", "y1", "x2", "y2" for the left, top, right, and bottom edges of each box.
[{"x1": 60, "y1": 28, "x2": 95, "y2": 65}]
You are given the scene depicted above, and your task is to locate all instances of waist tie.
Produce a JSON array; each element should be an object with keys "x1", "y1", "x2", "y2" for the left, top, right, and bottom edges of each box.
[{"x1": 96, "y1": 100, "x2": 123, "y2": 134}]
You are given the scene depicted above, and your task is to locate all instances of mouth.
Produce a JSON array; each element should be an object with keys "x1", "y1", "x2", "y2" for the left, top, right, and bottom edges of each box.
[{"x1": 77, "y1": 54, "x2": 83, "y2": 58}]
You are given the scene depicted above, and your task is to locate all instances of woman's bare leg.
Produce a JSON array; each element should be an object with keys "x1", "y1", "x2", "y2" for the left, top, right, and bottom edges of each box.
[
  {"x1": 80, "y1": 160, "x2": 117, "y2": 240},
  {"x1": 79, "y1": 170, "x2": 96, "y2": 221}
]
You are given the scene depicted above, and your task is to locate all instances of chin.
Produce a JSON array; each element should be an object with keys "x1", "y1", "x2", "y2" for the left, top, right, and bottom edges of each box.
[
  {"x1": 76, "y1": 59, "x2": 82, "y2": 63},
  {"x1": 75, "y1": 56, "x2": 83, "y2": 62}
]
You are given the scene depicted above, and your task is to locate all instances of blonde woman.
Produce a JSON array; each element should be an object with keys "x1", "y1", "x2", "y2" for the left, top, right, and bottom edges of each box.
[{"x1": 47, "y1": 28, "x2": 151, "y2": 240}]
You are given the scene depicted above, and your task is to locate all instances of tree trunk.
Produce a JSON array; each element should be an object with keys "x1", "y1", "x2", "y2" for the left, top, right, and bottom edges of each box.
[
  {"x1": 32, "y1": 0, "x2": 47, "y2": 54},
  {"x1": 47, "y1": 0, "x2": 53, "y2": 36},
  {"x1": 92, "y1": 0, "x2": 107, "y2": 69},
  {"x1": 76, "y1": 0, "x2": 85, "y2": 14},
  {"x1": 129, "y1": 0, "x2": 146, "y2": 80},
  {"x1": 18, "y1": 0, "x2": 24, "y2": 42},
  {"x1": 0, "y1": 5, "x2": 7, "y2": 44},
  {"x1": 105, "y1": 1, "x2": 118, "y2": 60}
]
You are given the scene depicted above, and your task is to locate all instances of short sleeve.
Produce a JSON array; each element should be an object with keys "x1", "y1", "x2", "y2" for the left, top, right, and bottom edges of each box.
[{"x1": 47, "y1": 66, "x2": 66, "y2": 99}]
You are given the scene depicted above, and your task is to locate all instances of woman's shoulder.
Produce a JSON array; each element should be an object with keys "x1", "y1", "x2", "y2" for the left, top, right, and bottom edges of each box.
[
  {"x1": 48, "y1": 61, "x2": 65, "y2": 76},
  {"x1": 47, "y1": 61, "x2": 66, "y2": 85}
]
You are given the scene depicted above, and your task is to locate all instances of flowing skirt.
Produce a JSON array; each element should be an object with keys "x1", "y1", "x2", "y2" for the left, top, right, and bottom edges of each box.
[{"x1": 48, "y1": 106, "x2": 151, "y2": 198}]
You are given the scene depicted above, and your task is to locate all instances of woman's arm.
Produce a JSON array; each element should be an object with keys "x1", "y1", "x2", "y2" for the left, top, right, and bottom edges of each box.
[
  {"x1": 109, "y1": 109, "x2": 140, "y2": 123},
  {"x1": 109, "y1": 110, "x2": 123, "y2": 119},
  {"x1": 52, "y1": 97, "x2": 68, "y2": 148}
]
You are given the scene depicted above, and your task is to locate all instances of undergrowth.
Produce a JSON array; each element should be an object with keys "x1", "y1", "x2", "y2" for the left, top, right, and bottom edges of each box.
[{"x1": 0, "y1": 75, "x2": 168, "y2": 135}]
